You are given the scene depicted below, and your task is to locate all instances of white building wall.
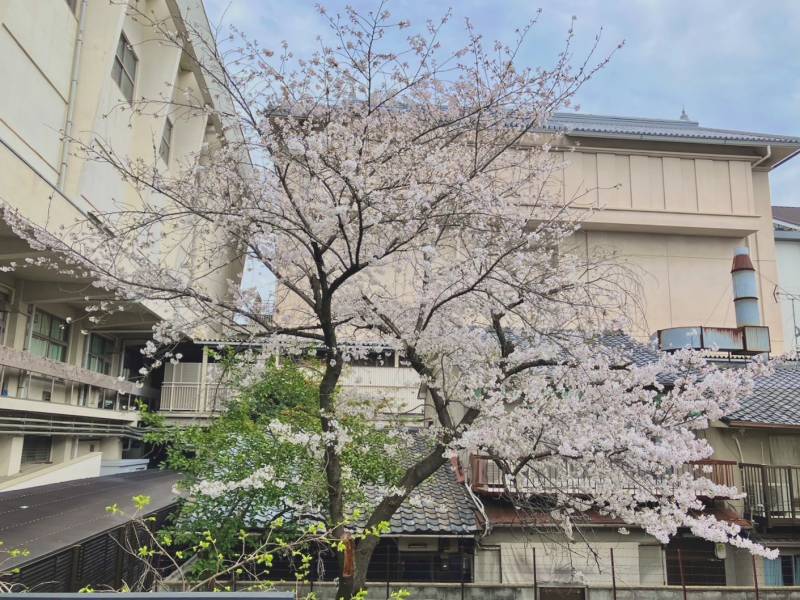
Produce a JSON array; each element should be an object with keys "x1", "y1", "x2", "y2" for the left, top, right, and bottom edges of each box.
[{"x1": 775, "y1": 237, "x2": 800, "y2": 353}]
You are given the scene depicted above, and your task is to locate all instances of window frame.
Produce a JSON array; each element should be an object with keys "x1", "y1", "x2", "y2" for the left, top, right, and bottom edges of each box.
[
  {"x1": 29, "y1": 307, "x2": 70, "y2": 363},
  {"x1": 85, "y1": 332, "x2": 116, "y2": 375},
  {"x1": 112, "y1": 32, "x2": 138, "y2": 104},
  {"x1": 159, "y1": 116, "x2": 173, "y2": 164}
]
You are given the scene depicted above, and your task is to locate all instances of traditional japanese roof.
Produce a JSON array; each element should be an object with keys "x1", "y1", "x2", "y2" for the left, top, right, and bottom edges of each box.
[
  {"x1": 378, "y1": 464, "x2": 477, "y2": 536},
  {"x1": 363, "y1": 435, "x2": 478, "y2": 536},
  {"x1": 723, "y1": 363, "x2": 800, "y2": 428},
  {"x1": 545, "y1": 113, "x2": 800, "y2": 147},
  {"x1": 596, "y1": 332, "x2": 660, "y2": 367}
]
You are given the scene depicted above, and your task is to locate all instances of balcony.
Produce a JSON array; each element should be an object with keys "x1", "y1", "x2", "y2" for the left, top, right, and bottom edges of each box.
[
  {"x1": 466, "y1": 456, "x2": 738, "y2": 497},
  {"x1": 681, "y1": 458, "x2": 737, "y2": 488},
  {"x1": 0, "y1": 345, "x2": 153, "y2": 423},
  {"x1": 741, "y1": 463, "x2": 800, "y2": 527},
  {"x1": 158, "y1": 363, "x2": 423, "y2": 419}
]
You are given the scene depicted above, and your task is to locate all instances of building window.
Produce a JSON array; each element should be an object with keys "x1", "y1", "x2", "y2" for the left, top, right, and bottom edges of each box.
[
  {"x1": 30, "y1": 309, "x2": 69, "y2": 362},
  {"x1": 86, "y1": 333, "x2": 115, "y2": 374},
  {"x1": 159, "y1": 117, "x2": 173, "y2": 163},
  {"x1": 0, "y1": 290, "x2": 10, "y2": 346},
  {"x1": 765, "y1": 556, "x2": 800, "y2": 585},
  {"x1": 111, "y1": 33, "x2": 137, "y2": 103},
  {"x1": 21, "y1": 436, "x2": 52, "y2": 465}
]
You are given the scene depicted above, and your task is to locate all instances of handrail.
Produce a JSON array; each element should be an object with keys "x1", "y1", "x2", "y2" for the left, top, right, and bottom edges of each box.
[{"x1": 740, "y1": 463, "x2": 800, "y2": 527}]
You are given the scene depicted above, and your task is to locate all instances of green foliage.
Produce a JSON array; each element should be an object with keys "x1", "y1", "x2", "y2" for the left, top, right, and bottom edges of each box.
[{"x1": 146, "y1": 360, "x2": 405, "y2": 581}]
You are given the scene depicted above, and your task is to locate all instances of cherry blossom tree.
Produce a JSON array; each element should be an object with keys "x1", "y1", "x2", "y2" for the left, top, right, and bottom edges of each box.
[{"x1": 0, "y1": 3, "x2": 775, "y2": 597}]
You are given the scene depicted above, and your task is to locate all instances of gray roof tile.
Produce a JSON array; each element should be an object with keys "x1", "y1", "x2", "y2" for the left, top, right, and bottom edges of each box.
[
  {"x1": 724, "y1": 363, "x2": 800, "y2": 427},
  {"x1": 542, "y1": 113, "x2": 800, "y2": 145},
  {"x1": 363, "y1": 435, "x2": 477, "y2": 536}
]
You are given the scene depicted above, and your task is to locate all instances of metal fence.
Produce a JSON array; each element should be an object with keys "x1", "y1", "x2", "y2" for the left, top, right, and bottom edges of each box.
[{"x1": 5, "y1": 505, "x2": 176, "y2": 593}]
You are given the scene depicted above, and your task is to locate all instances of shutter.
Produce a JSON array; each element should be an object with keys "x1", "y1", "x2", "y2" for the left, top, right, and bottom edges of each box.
[
  {"x1": 764, "y1": 557, "x2": 783, "y2": 585},
  {"x1": 21, "y1": 436, "x2": 52, "y2": 464}
]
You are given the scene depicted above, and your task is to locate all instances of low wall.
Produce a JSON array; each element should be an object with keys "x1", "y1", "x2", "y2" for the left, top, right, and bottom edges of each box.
[
  {"x1": 162, "y1": 581, "x2": 800, "y2": 600},
  {"x1": 0, "y1": 452, "x2": 101, "y2": 491}
]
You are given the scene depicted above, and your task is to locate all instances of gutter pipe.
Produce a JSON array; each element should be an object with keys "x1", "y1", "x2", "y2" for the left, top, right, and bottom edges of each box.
[{"x1": 57, "y1": 0, "x2": 89, "y2": 191}]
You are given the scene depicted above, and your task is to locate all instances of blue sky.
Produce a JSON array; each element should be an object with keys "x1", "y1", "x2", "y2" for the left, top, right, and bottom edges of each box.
[{"x1": 205, "y1": 0, "x2": 800, "y2": 209}]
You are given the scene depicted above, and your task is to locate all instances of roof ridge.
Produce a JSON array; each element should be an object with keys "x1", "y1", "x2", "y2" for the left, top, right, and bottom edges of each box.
[{"x1": 551, "y1": 112, "x2": 700, "y2": 128}]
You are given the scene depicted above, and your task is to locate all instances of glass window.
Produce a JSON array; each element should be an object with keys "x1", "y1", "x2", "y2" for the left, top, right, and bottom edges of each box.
[
  {"x1": 0, "y1": 290, "x2": 10, "y2": 345},
  {"x1": 159, "y1": 117, "x2": 173, "y2": 163},
  {"x1": 86, "y1": 334, "x2": 115, "y2": 374},
  {"x1": 30, "y1": 309, "x2": 69, "y2": 362},
  {"x1": 111, "y1": 33, "x2": 137, "y2": 103}
]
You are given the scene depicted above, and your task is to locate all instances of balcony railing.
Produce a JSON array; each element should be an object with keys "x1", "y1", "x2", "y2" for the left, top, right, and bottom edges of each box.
[
  {"x1": 468, "y1": 455, "x2": 642, "y2": 496},
  {"x1": 741, "y1": 463, "x2": 800, "y2": 526},
  {"x1": 0, "y1": 344, "x2": 154, "y2": 413},
  {"x1": 681, "y1": 459, "x2": 737, "y2": 488},
  {"x1": 467, "y1": 456, "x2": 738, "y2": 497}
]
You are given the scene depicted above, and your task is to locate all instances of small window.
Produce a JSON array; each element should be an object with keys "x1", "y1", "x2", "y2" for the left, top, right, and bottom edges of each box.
[
  {"x1": 111, "y1": 33, "x2": 137, "y2": 103},
  {"x1": 86, "y1": 334, "x2": 115, "y2": 375},
  {"x1": 159, "y1": 117, "x2": 173, "y2": 163},
  {"x1": 30, "y1": 309, "x2": 69, "y2": 362},
  {"x1": 21, "y1": 436, "x2": 52, "y2": 465}
]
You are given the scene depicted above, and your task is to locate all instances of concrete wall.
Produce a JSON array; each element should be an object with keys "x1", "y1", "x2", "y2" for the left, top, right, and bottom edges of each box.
[
  {"x1": 186, "y1": 581, "x2": 800, "y2": 600},
  {"x1": 0, "y1": 451, "x2": 101, "y2": 491}
]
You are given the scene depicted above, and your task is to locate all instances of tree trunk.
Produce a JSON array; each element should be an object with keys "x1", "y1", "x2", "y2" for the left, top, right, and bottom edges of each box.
[{"x1": 336, "y1": 535, "x2": 379, "y2": 599}]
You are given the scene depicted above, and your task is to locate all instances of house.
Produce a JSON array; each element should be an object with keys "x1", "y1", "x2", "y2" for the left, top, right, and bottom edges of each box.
[{"x1": 0, "y1": 0, "x2": 241, "y2": 490}]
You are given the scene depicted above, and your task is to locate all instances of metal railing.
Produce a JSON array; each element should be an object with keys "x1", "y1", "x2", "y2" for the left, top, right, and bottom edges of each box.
[
  {"x1": 468, "y1": 455, "x2": 640, "y2": 495},
  {"x1": 467, "y1": 456, "x2": 738, "y2": 497},
  {"x1": 0, "y1": 345, "x2": 153, "y2": 414},
  {"x1": 159, "y1": 382, "x2": 234, "y2": 413},
  {"x1": 741, "y1": 463, "x2": 800, "y2": 526},
  {"x1": 681, "y1": 459, "x2": 737, "y2": 488}
]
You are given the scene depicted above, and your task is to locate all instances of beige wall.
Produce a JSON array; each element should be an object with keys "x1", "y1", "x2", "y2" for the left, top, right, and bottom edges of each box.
[{"x1": 275, "y1": 141, "x2": 787, "y2": 350}]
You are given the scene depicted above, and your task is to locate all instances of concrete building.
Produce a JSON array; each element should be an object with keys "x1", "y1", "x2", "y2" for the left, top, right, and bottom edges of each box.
[{"x1": 0, "y1": 0, "x2": 239, "y2": 489}]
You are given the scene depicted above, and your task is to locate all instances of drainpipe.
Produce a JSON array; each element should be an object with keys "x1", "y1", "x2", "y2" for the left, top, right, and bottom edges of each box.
[
  {"x1": 751, "y1": 145, "x2": 771, "y2": 170},
  {"x1": 57, "y1": 0, "x2": 89, "y2": 191}
]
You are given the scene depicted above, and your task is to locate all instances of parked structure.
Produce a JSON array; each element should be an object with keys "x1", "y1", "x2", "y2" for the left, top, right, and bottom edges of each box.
[{"x1": 0, "y1": 0, "x2": 240, "y2": 489}]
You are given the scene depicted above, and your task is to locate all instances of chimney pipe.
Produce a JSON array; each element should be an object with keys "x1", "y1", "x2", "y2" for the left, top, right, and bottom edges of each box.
[{"x1": 731, "y1": 247, "x2": 760, "y2": 327}]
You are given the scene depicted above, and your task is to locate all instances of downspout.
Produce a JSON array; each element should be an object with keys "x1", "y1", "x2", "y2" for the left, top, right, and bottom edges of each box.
[
  {"x1": 751, "y1": 145, "x2": 772, "y2": 170},
  {"x1": 57, "y1": 0, "x2": 89, "y2": 191}
]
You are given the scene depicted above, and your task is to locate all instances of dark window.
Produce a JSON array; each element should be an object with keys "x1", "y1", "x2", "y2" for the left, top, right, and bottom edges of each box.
[
  {"x1": 21, "y1": 436, "x2": 52, "y2": 464},
  {"x1": 86, "y1": 334, "x2": 115, "y2": 374},
  {"x1": 30, "y1": 309, "x2": 69, "y2": 362},
  {"x1": 781, "y1": 555, "x2": 796, "y2": 585},
  {"x1": 111, "y1": 34, "x2": 137, "y2": 103},
  {"x1": 159, "y1": 117, "x2": 173, "y2": 163},
  {"x1": 666, "y1": 540, "x2": 725, "y2": 586},
  {"x1": 0, "y1": 290, "x2": 10, "y2": 345}
]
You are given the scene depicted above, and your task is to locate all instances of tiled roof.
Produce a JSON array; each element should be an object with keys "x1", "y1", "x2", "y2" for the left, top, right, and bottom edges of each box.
[
  {"x1": 382, "y1": 466, "x2": 477, "y2": 536},
  {"x1": 363, "y1": 435, "x2": 478, "y2": 536},
  {"x1": 724, "y1": 363, "x2": 800, "y2": 427},
  {"x1": 543, "y1": 113, "x2": 800, "y2": 146},
  {"x1": 595, "y1": 332, "x2": 660, "y2": 367}
]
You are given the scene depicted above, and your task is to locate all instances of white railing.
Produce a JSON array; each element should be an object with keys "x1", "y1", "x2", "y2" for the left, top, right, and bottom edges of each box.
[
  {"x1": 468, "y1": 455, "x2": 638, "y2": 495},
  {"x1": 159, "y1": 363, "x2": 422, "y2": 416}
]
